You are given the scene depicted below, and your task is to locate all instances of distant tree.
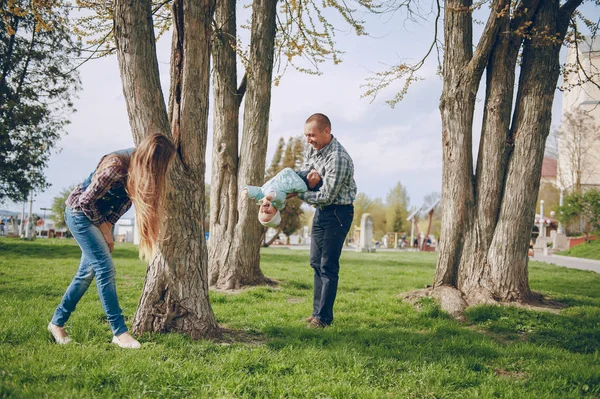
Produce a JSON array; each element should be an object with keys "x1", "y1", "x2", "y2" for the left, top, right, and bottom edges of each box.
[
  {"x1": 51, "y1": 185, "x2": 77, "y2": 231},
  {"x1": 536, "y1": 182, "x2": 560, "y2": 215},
  {"x1": 370, "y1": 197, "x2": 387, "y2": 239},
  {"x1": 385, "y1": 182, "x2": 410, "y2": 233},
  {"x1": 559, "y1": 189, "x2": 600, "y2": 239},
  {"x1": 556, "y1": 109, "x2": 600, "y2": 193},
  {"x1": 351, "y1": 192, "x2": 372, "y2": 228},
  {"x1": 0, "y1": 1, "x2": 80, "y2": 203},
  {"x1": 265, "y1": 138, "x2": 285, "y2": 180}
]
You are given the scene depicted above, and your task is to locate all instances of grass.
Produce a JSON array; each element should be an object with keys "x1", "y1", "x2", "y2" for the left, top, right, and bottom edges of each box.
[
  {"x1": 557, "y1": 238, "x2": 600, "y2": 261},
  {"x1": 0, "y1": 238, "x2": 599, "y2": 398}
]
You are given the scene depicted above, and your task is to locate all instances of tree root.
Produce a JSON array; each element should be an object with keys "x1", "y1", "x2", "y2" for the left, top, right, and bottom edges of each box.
[{"x1": 400, "y1": 286, "x2": 566, "y2": 320}]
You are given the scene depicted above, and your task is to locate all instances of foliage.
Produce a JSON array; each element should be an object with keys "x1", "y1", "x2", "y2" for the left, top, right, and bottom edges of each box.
[
  {"x1": 351, "y1": 182, "x2": 412, "y2": 241},
  {"x1": 71, "y1": 0, "x2": 172, "y2": 59},
  {"x1": 553, "y1": 109, "x2": 600, "y2": 193},
  {"x1": 362, "y1": 1, "x2": 600, "y2": 108},
  {"x1": 1, "y1": 239, "x2": 600, "y2": 397},
  {"x1": 385, "y1": 181, "x2": 410, "y2": 233},
  {"x1": 0, "y1": 0, "x2": 80, "y2": 203},
  {"x1": 50, "y1": 185, "x2": 76, "y2": 231},
  {"x1": 537, "y1": 182, "x2": 560, "y2": 216},
  {"x1": 559, "y1": 189, "x2": 600, "y2": 238},
  {"x1": 75, "y1": 0, "x2": 382, "y2": 82}
]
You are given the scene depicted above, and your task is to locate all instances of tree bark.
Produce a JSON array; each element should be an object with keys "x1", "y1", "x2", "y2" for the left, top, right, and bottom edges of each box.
[
  {"x1": 209, "y1": 0, "x2": 278, "y2": 290},
  {"x1": 426, "y1": 0, "x2": 585, "y2": 316},
  {"x1": 457, "y1": 0, "x2": 537, "y2": 303},
  {"x1": 114, "y1": 0, "x2": 219, "y2": 338},
  {"x1": 208, "y1": 0, "x2": 242, "y2": 287},
  {"x1": 486, "y1": 0, "x2": 570, "y2": 301},
  {"x1": 113, "y1": 0, "x2": 170, "y2": 143},
  {"x1": 435, "y1": 0, "x2": 476, "y2": 289}
]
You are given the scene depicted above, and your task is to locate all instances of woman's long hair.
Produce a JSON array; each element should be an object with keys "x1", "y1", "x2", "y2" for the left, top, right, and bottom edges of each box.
[{"x1": 127, "y1": 134, "x2": 176, "y2": 260}]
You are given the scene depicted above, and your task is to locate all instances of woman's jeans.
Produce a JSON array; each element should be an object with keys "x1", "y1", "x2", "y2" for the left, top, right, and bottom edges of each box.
[{"x1": 51, "y1": 207, "x2": 127, "y2": 336}]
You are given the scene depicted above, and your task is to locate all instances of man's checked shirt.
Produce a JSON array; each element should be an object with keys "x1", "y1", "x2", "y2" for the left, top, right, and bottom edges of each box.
[{"x1": 297, "y1": 136, "x2": 356, "y2": 206}]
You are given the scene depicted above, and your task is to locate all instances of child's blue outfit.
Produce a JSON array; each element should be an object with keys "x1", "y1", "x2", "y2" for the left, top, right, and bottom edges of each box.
[{"x1": 245, "y1": 168, "x2": 321, "y2": 209}]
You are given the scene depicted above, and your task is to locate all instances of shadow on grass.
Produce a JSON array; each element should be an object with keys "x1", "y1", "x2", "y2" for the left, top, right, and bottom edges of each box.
[{"x1": 465, "y1": 304, "x2": 600, "y2": 355}]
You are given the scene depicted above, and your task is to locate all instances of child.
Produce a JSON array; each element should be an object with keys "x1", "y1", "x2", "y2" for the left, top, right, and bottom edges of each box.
[{"x1": 242, "y1": 168, "x2": 321, "y2": 228}]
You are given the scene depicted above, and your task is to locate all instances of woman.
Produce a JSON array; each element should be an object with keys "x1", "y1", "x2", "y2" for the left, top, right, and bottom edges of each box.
[{"x1": 48, "y1": 133, "x2": 176, "y2": 349}]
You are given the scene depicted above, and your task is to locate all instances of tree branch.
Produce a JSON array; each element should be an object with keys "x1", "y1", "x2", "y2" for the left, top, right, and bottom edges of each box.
[
  {"x1": 236, "y1": 72, "x2": 247, "y2": 107},
  {"x1": 560, "y1": 0, "x2": 584, "y2": 16},
  {"x1": 467, "y1": 0, "x2": 508, "y2": 84},
  {"x1": 558, "y1": 0, "x2": 584, "y2": 34}
]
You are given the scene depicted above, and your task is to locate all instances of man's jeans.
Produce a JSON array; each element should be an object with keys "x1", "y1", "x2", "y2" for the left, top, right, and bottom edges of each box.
[
  {"x1": 310, "y1": 204, "x2": 353, "y2": 325},
  {"x1": 51, "y1": 207, "x2": 127, "y2": 336}
]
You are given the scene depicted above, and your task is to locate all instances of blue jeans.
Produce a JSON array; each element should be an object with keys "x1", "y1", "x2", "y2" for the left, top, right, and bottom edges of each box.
[
  {"x1": 51, "y1": 207, "x2": 127, "y2": 336},
  {"x1": 310, "y1": 204, "x2": 353, "y2": 325}
]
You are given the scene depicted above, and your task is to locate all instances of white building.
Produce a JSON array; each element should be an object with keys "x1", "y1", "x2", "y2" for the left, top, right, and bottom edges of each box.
[{"x1": 559, "y1": 37, "x2": 600, "y2": 191}]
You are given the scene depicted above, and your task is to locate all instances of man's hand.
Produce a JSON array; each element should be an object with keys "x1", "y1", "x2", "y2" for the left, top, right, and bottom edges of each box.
[
  {"x1": 99, "y1": 222, "x2": 114, "y2": 253},
  {"x1": 307, "y1": 170, "x2": 321, "y2": 189}
]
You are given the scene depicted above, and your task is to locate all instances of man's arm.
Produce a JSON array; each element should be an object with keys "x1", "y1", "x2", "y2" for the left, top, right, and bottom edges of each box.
[{"x1": 298, "y1": 155, "x2": 351, "y2": 206}]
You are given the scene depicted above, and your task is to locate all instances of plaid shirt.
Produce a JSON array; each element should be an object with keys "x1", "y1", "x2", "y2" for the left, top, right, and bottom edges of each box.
[
  {"x1": 297, "y1": 136, "x2": 356, "y2": 206},
  {"x1": 66, "y1": 158, "x2": 132, "y2": 226}
]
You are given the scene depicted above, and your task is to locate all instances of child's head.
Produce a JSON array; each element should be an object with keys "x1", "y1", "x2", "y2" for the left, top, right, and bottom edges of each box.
[{"x1": 259, "y1": 199, "x2": 281, "y2": 228}]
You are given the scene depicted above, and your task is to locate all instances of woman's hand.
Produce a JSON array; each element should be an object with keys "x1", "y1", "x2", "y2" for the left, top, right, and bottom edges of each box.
[{"x1": 99, "y1": 222, "x2": 114, "y2": 253}]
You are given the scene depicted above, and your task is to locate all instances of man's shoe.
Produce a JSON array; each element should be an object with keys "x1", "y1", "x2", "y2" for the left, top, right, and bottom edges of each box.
[
  {"x1": 48, "y1": 323, "x2": 72, "y2": 345},
  {"x1": 112, "y1": 333, "x2": 141, "y2": 349},
  {"x1": 304, "y1": 316, "x2": 315, "y2": 323},
  {"x1": 307, "y1": 318, "x2": 327, "y2": 329}
]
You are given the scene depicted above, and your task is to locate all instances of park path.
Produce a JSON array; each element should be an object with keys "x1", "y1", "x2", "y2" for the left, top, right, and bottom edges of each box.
[
  {"x1": 532, "y1": 254, "x2": 600, "y2": 273},
  {"x1": 277, "y1": 245, "x2": 600, "y2": 274}
]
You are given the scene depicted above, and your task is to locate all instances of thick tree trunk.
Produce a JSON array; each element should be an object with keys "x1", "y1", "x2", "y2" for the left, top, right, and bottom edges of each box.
[
  {"x1": 435, "y1": 0, "x2": 476, "y2": 289},
  {"x1": 209, "y1": 0, "x2": 278, "y2": 290},
  {"x1": 486, "y1": 0, "x2": 568, "y2": 301},
  {"x1": 208, "y1": 0, "x2": 242, "y2": 286},
  {"x1": 114, "y1": 0, "x2": 219, "y2": 338},
  {"x1": 457, "y1": 1, "x2": 536, "y2": 302},
  {"x1": 113, "y1": 0, "x2": 170, "y2": 143},
  {"x1": 426, "y1": 0, "x2": 583, "y2": 316}
]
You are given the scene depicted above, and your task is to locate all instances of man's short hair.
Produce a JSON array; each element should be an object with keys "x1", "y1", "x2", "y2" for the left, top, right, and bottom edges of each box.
[{"x1": 305, "y1": 113, "x2": 331, "y2": 132}]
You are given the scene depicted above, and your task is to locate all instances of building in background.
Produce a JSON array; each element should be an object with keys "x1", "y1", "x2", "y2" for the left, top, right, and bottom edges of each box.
[{"x1": 559, "y1": 36, "x2": 600, "y2": 192}]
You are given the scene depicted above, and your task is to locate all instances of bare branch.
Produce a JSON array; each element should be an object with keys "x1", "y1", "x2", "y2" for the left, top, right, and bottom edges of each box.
[
  {"x1": 361, "y1": 0, "x2": 442, "y2": 107},
  {"x1": 467, "y1": 0, "x2": 509, "y2": 84},
  {"x1": 560, "y1": 0, "x2": 584, "y2": 17},
  {"x1": 237, "y1": 72, "x2": 247, "y2": 106}
]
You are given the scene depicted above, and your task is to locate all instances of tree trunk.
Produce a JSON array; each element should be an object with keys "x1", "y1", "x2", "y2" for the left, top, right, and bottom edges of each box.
[
  {"x1": 435, "y1": 0, "x2": 476, "y2": 292},
  {"x1": 113, "y1": 0, "x2": 170, "y2": 143},
  {"x1": 209, "y1": 0, "x2": 278, "y2": 290},
  {"x1": 457, "y1": 1, "x2": 536, "y2": 303},
  {"x1": 486, "y1": 0, "x2": 569, "y2": 301},
  {"x1": 114, "y1": 0, "x2": 219, "y2": 338},
  {"x1": 208, "y1": 0, "x2": 242, "y2": 286},
  {"x1": 425, "y1": 0, "x2": 584, "y2": 316}
]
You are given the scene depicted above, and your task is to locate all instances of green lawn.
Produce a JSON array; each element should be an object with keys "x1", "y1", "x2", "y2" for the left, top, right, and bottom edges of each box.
[
  {"x1": 1, "y1": 238, "x2": 599, "y2": 398},
  {"x1": 558, "y1": 238, "x2": 600, "y2": 261}
]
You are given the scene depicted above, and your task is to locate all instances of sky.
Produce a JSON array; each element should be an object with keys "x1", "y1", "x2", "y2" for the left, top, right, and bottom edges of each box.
[{"x1": 4, "y1": 2, "x2": 599, "y2": 217}]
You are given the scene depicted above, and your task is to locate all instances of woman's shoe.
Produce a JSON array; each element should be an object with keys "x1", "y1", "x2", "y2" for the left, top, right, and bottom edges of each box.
[
  {"x1": 112, "y1": 332, "x2": 141, "y2": 349},
  {"x1": 48, "y1": 323, "x2": 72, "y2": 345}
]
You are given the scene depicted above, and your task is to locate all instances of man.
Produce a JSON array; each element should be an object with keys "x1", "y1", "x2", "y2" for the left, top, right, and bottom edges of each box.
[{"x1": 290, "y1": 113, "x2": 357, "y2": 328}]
